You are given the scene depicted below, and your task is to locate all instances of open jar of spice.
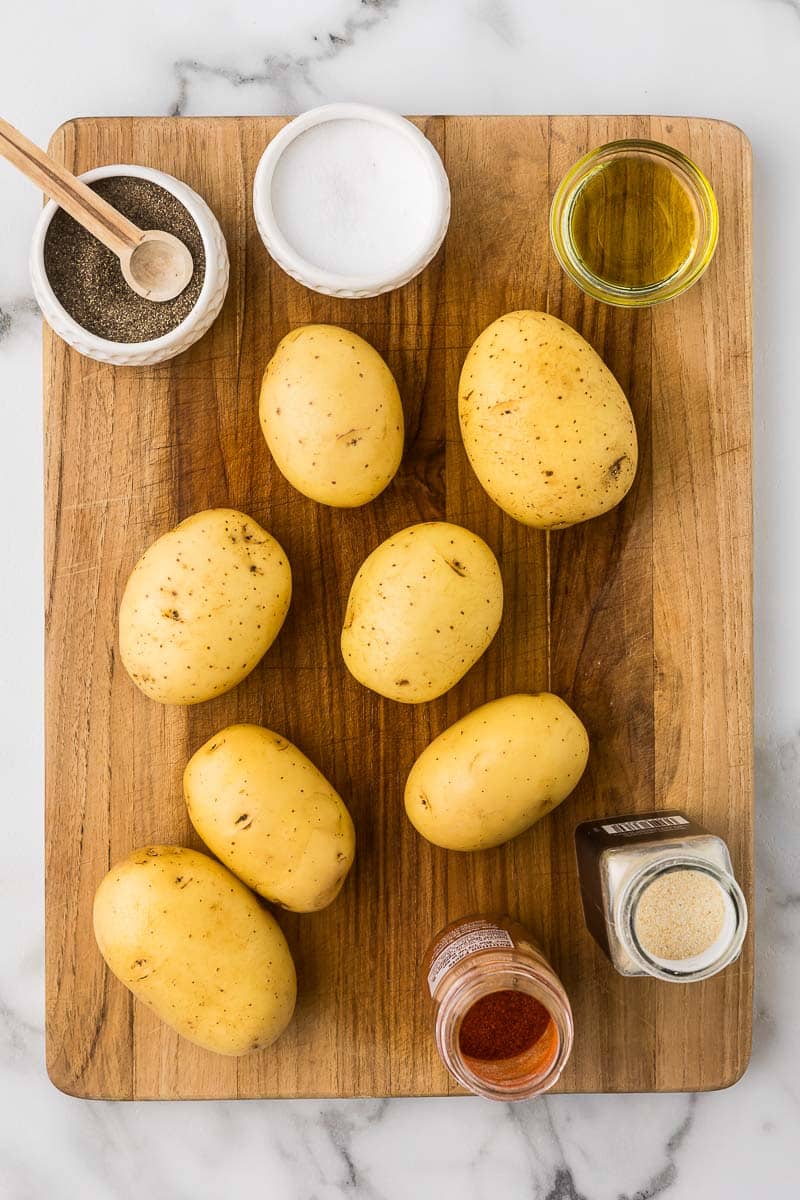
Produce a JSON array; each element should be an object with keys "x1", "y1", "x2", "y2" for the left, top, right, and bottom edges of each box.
[
  {"x1": 424, "y1": 915, "x2": 573, "y2": 1100},
  {"x1": 574, "y1": 811, "x2": 748, "y2": 981}
]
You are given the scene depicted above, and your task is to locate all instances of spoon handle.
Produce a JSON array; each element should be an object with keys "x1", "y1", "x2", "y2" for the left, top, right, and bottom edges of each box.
[{"x1": 0, "y1": 117, "x2": 143, "y2": 258}]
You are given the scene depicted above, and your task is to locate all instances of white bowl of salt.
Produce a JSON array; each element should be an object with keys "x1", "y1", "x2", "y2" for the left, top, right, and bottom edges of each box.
[{"x1": 253, "y1": 103, "x2": 451, "y2": 298}]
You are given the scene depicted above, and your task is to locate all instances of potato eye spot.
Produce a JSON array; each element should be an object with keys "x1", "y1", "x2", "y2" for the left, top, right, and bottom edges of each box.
[{"x1": 445, "y1": 559, "x2": 467, "y2": 577}]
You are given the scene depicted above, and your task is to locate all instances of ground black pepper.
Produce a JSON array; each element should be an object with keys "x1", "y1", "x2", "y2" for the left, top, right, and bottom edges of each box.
[{"x1": 43, "y1": 176, "x2": 206, "y2": 342}]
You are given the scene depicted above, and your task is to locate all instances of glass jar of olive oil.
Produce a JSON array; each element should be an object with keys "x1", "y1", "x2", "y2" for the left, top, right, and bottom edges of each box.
[{"x1": 550, "y1": 139, "x2": 719, "y2": 307}]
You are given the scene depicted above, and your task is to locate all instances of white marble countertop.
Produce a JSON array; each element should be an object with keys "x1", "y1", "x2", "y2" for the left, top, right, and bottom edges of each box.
[{"x1": 1, "y1": 1, "x2": 798, "y2": 1197}]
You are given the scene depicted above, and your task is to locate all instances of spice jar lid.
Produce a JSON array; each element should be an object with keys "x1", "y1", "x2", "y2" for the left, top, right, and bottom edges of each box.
[{"x1": 253, "y1": 103, "x2": 451, "y2": 298}]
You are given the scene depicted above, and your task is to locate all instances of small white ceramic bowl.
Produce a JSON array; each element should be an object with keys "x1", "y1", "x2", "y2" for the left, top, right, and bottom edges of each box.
[
  {"x1": 30, "y1": 163, "x2": 230, "y2": 367},
  {"x1": 253, "y1": 103, "x2": 451, "y2": 298}
]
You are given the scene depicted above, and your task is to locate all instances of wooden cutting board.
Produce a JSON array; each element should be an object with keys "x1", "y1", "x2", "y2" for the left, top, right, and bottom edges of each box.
[{"x1": 44, "y1": 115, "x2": 753, "y2": 1098}]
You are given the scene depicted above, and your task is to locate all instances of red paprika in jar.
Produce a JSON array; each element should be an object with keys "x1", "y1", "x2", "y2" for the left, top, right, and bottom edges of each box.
[{"x1": 424, "y1": 915, "x2": 573, "y2": 1100}]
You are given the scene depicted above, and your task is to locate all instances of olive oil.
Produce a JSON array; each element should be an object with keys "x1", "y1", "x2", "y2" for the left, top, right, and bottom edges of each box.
[{"x1": 568, "y1": 156, "x2": 699, "y2": 291}]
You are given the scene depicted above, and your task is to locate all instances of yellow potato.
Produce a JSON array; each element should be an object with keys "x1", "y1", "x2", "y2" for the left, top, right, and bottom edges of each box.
[
  {"x1": 119, "y1": 508, "x2": 291, "y2": 705},
  {"x1": 93, "y1": 846, "x2": 296, "y2": 1056},
  {"x1": 184, "y1": 724, "x2": 355, "y2": 913},
  {"x1": 405, "y1": 693, "x2": 589, "y2": 850},
  {"x1": 459, "y1": 311, "x2": 638, "y2": 528},
  {"x1": 259, "y1": 325, "x2": 404, "y2": 507},
  {"x1": 341, "y1": 521, "x2": 503, "y2": 703}
]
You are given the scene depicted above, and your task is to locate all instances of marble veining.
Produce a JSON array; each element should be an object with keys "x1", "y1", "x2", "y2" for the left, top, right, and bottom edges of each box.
[
  {"x1": 170, "y1": 0, "x2": 401, "y2": 116},
  {"x1": 1, "y1": 0, "x2": 800, "y2": 1196},
  {"x1": 468, "y1": 1, "x2": 517, "y2": 48},
  {"x1": 0, "y1": 297, "x2": 40, "y2": 343}
]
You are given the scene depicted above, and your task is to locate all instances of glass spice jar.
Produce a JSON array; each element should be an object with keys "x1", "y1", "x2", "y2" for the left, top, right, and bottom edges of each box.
[
  {"x1": 574, "y1": 811, "x2": 748, "y2": 982},
  {"x1": 424, "y1": 915, "x2": 573, "y2": 1100}
]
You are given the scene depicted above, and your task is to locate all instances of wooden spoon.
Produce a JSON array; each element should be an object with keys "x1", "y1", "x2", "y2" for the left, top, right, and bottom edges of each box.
[{"x1": 0, "y1": 117, "x2": 193, "y2": 302}]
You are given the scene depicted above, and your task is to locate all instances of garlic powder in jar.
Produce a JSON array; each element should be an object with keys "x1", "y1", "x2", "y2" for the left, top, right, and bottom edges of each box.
[{"x1": 574, "y1": 812, "x2": 748, "y2": 982}]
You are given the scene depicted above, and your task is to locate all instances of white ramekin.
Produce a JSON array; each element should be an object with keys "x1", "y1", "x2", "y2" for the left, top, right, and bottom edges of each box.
[
  {"x1": 30, "y1": 163, "x2": 230, "y2": 367},
  {"x1": 253, "y1": 103, "x2": 451, "y2": 298}
]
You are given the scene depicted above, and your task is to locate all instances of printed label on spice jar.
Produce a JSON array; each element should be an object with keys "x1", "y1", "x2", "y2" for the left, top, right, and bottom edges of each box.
[
  {"x1": 600, "y1": 815, "x2": 689, "y2": 836},
  {"x1": 427, "y1": 920, "x2": 514, "y2": 996}
]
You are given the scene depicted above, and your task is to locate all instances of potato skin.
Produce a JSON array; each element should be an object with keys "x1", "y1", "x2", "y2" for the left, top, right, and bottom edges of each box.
[
  {"x1": 405, "y1": 693, "x2": 589, "y2": 850},
  {"x1": 341, "y1": 522, "x2": 503, "y2": 703},
  {"x1": 459, "y1": 311, "x2": 638, "y2": 528},
  {"x1": 119, "y1": 508, "x2": 291, "y2": 705},
  {"x1": 259, "y1": 325, "x2": 404, "y2": 508},
  {"x1": 184, "y1": 724, "x2": 355, "y2": 913},
  {"x1": 92, "y1": 846, "x2": 297, "y2": 1056}
]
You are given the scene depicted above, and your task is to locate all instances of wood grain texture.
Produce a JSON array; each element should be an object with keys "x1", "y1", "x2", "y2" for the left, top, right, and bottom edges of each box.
[{"x1": 44, "y1": 116, "x2": 752, "y2": 1098}]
